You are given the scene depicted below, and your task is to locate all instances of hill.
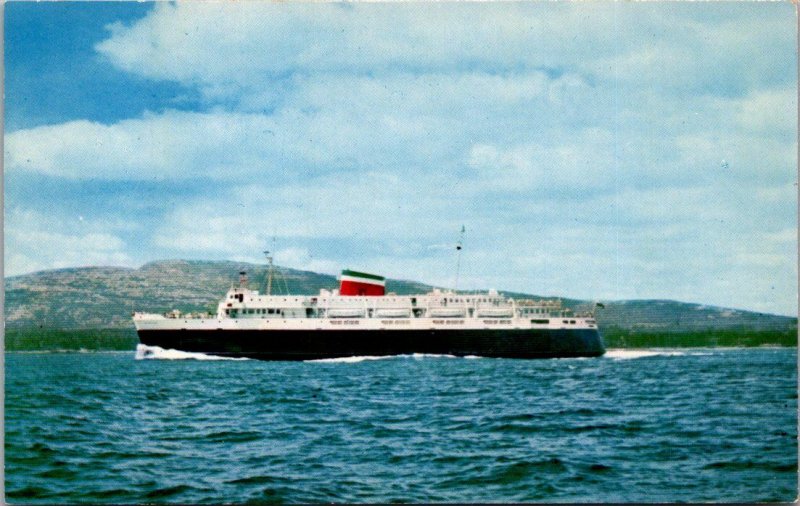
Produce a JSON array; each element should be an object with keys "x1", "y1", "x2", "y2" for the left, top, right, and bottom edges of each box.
[
  {"x1": 4, "y1": 260, "x2": 797, "y2": 349},
  {"x1": 4, "y1": 260, "x2": 433, "y2": 329}
]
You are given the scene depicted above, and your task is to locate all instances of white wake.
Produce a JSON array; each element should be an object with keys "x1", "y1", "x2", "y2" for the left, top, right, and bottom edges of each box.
[
  {"x1": 135, "y1": 344, "x2": 249, "y2": 361},
  {"x1": 305, "y1": 355, "x2": 399, "y2": 363},
  {"x1": 306, "y1": 353, "x2": 472, "y2": 363},
  {"x1": 411, "y1": 353, "x2": 457, "y2": 360},
  {"x1": 604, "y1": 349, "x2": 713, "y2": 360}
]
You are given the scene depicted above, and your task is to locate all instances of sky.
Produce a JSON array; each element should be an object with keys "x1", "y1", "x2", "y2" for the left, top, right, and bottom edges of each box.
[{"x1": 3, "y1": 1, "x2": 798, "y2": 316}]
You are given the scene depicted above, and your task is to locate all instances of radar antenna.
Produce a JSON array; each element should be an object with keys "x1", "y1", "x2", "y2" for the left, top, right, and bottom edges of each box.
[{"x1": 454, "y1": 225, "x2": 466, "y2": 292}]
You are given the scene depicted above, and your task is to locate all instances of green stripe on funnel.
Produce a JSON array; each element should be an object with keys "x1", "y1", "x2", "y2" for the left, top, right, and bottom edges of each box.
[{"x1": 341, "y1": 269, "x2": 385, "y2": 281}]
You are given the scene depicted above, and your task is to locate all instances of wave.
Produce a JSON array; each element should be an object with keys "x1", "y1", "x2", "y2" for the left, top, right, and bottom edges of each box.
[
  {"x1": 134, "y1": 344, "x2": 249, "y2": 361},
  {"x1": 604, "y1": 349, "x2": 714, "y2": 360}
]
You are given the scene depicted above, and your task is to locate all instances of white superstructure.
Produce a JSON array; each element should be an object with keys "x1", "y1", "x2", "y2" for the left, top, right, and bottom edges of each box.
[{"x1": 133, "y1": 285, "x2": 598, "y2": 333}]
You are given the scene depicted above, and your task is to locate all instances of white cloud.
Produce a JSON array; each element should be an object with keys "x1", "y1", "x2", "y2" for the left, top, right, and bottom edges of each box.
[
  {"x1": 95, "y1": 2, "x2": 583, "y2": 95},
  {"x1": 4, "y1": 111, "x2": 284, "y2": 180},
  {"x1": 466, "y1": 129, "x2": 617, "y2": 191},
  {"x1": 736, "y1": 88, "x2": 797, "y2": 137},
  {"x1": 763, "y1": 227, "x2": 797, "y2": 244},
  {"x1": 2, "y1": 69, "x2": 584, "y2": 181},
  {"x1": 273, "y1": 247, "x2": 340, "y2": 275},
  {"x1": 9, "y1": 78, "x2": 793, "y2": 193},
  {"x1": 151, "y1": 172, "x2": 472, "y2": 253},
  {"x1": 4, "y1": 209, "x2": 134, "y2": 276},
  {"x1": 95, "y1": 2, "x2": 794, "y2": 105}
]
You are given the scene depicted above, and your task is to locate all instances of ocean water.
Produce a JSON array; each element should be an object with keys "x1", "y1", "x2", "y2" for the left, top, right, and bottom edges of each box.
[{"x1": 5, "y1": 347, "x2": 797, "y2": 503}]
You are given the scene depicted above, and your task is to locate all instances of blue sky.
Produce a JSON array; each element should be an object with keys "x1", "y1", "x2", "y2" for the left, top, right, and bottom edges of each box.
[{"x1": 4, "y1": 1, "x2": 797, "y2": 315}]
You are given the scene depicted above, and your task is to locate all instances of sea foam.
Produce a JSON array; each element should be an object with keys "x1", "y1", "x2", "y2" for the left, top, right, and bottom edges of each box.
[
  {"x1": 306, "y1": 353, "x2": 465, "y2": 363},
  {"x1": 134, "y1": 344, "x2": 249, "y2": 361},
  {"x1": 604, "y1": 349, "x2": 713, "y2": 360},
  {"x1": 411, "y1": 353, "x2": 457, "y2": 360},
  {"x1": 305, "y1": 355, "x2": 398, "y2": 364}
]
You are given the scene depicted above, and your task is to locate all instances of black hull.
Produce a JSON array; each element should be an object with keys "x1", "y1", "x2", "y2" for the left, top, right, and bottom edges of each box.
[{"x1": 137, "y1": 328, "x2": 605, "y2": 361}]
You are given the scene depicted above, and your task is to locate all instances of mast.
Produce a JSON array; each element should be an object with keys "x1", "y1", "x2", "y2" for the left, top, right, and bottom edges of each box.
[
  {"x1": 454, "y1": 225, "x2": 465, "y2": 291},
  {"x1": 264, "y1": 250, "x2": 274, "y2": 296}
]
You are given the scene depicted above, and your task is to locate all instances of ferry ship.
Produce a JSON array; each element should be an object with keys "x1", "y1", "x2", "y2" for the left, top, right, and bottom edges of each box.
[{"x1": 133, "y1": 265, "x2": 605, "y2": 360}]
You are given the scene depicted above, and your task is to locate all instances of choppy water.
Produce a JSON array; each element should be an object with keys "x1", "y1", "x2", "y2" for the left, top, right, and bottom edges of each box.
[{"x1": 5, "y1": 347, "x2": 797, "y2": 503}]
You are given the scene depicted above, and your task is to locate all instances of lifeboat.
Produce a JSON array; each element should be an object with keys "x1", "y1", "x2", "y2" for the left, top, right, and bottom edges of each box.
[
  {"x1": 476, "y1": 308, "x2": 514, "y2": 318},
  {"x1": 428, "y1": 308, "x2": 466, "y2": 318},
  {"x1": 375, "y1": 308, "x2": 411, "y2": 318},
  {"x1": 328, "y1": 308, "x2": 366, "y2": 318}
]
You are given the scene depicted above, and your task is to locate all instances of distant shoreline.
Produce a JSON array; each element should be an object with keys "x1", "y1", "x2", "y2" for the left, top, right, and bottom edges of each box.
[{"x1": 3, "y1": 327, "x2": 796, "y2": 352}]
